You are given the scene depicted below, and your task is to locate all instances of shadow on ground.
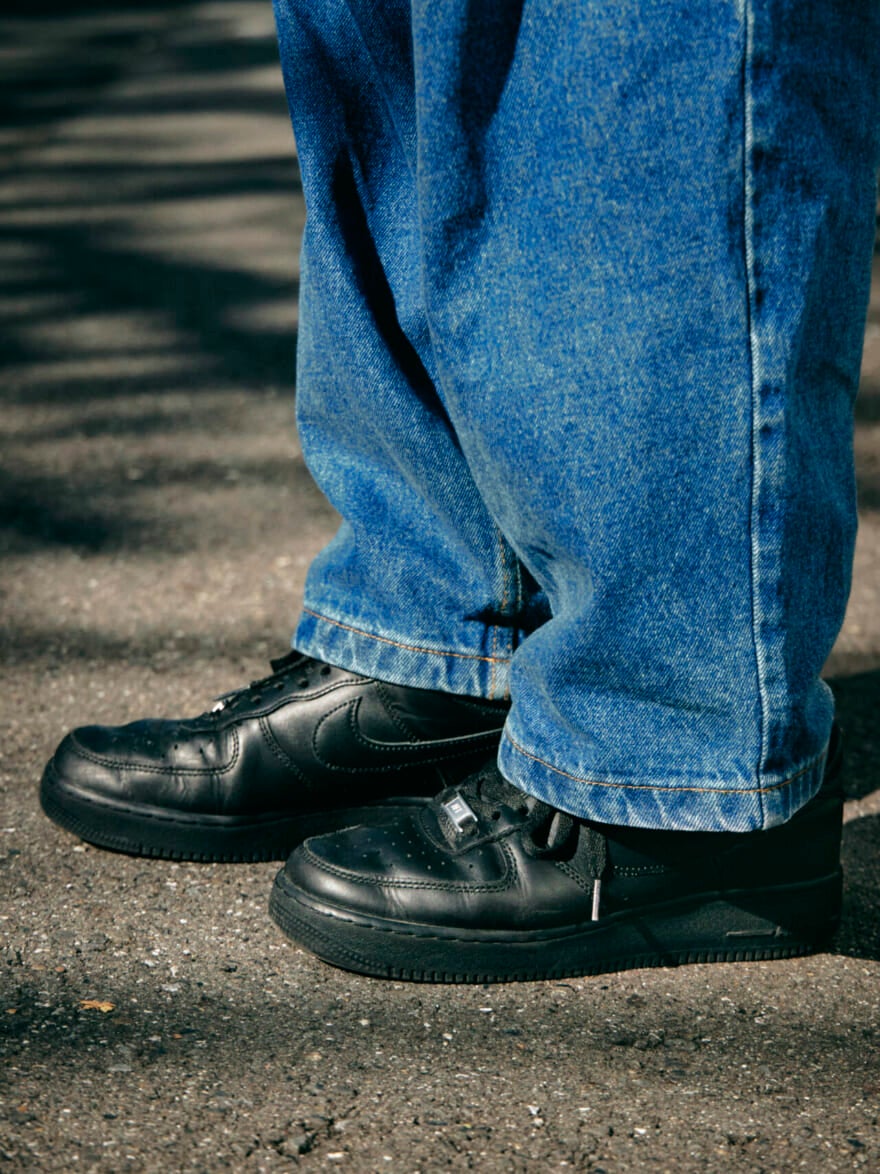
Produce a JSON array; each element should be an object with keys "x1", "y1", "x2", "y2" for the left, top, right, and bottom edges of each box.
[{"x1": 1, "y1": 0, "x2": 303, "y2": 562}]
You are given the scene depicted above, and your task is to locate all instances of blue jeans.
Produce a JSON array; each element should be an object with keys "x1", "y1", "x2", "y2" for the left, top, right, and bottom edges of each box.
[{"x1": 272, "y1": 0, "x2": 880, "y2": 831}]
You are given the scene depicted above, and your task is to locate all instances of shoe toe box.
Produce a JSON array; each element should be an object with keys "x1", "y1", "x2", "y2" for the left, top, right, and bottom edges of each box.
[
  {"x1": 47, "y1": 720, "x2": 220, "y2": 808},
  {"x1": 281, "y1": 814, "x2": 512, "y2": 924},
  {"x1": 49, "y1": 725, "x2": 132, "y2": 797}
]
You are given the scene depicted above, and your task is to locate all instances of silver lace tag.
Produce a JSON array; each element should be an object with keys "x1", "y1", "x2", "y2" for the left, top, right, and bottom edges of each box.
[{"x1": 441, "y1": 793, "x2": 478, "y2": 834}]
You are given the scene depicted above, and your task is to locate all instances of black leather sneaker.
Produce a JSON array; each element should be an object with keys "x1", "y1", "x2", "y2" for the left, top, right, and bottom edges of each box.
[
  {"x1": 40, "y1": 652, "x2": 509, "y2": 862},
  {"x1": 269, "y1": 728, "x2": 844, "y2": 983}
]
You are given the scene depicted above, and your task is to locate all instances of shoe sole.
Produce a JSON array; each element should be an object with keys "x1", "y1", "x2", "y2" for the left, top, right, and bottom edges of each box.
[
  {"x1": 39, "y1": 762, "x2": 429, "y2": 863},
  {"x1": 268, "y1": 867, "x2": 842, "y2": 983}
]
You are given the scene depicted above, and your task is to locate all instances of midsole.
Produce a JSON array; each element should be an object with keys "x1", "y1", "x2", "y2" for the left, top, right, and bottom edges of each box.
[{"x1": 275, "y1": 868, "x2": 842, "y2": 945}]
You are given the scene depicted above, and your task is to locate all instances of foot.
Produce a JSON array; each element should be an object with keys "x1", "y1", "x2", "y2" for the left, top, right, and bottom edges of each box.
[
  {"x1": 40, "y1": 652, "x2": 509, "y2": 862},
  {"x1": 269, "y1": 729, "x2": 844, "y2": 983}
]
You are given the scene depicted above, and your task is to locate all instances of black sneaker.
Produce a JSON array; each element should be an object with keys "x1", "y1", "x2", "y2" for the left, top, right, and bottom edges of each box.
[
  {"x1": 40, "y1": 652, "x2": 509, "y2": 862},
  {"x1": 269, "y1": 728, "x2": 844, "y2": 983}
]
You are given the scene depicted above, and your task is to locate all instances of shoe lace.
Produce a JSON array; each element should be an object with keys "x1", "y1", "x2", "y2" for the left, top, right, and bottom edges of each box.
[
  {"x1": 440, "y1": 761, "x2": 599, "y2": 861},
  {"x1": 208, "y1": 651, "x2": 332, "y2": 716},
  {"x1": 438, "y1": 763, "x2": 607, "y2": 915}
]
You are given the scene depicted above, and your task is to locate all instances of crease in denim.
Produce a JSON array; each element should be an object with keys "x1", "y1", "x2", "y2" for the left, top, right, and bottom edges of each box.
[
  {"x1": 740, "y1": 0, "x2": 768, "y2": 825},
  {"x1": 336, "y1": 0, "x2": 418, "y2": 185}
]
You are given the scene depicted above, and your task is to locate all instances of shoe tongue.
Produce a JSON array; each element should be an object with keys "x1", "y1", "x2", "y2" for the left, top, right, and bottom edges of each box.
[
  {"x1": 436, "y1": 762, "x2": 591, "y2": 864},
  {"x1": 268, "y1": 649, "x2": 309, "y2": 674},
  {"x1": 460, "y1": 761, "x2": 535, "y2": 812}
]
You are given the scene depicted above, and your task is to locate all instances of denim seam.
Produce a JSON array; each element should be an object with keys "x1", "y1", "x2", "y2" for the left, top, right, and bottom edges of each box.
[
  {"x1": 505, "y1": 733, "x2": 826, "y2": 797},
  {"x1": 301, "y1": 606, "x2": 510, "y2": 664},
  {"x1": 740, "y1": 0, "x2": 768, "y2": 825}
]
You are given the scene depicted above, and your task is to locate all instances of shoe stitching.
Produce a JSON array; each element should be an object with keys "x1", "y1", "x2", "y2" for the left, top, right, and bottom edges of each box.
[
  {"x1": 302, "y1": 607, "x2": 510, "y2": 664},
  {"x1": 343, "y1": 703, "x2": 501, "y2": 754},
  {"x1": 66, "y1": 726, "x2": 241, "y2": 777},
  {"x1": 505, "y1": 734, "x2": 828, "y2": 796},
  {"x1": 257, "y1": 717, "x2": 314, "y2": 787},
  {"x1": 278, "y1": 876, "x2": 624, "y2": 947},
  {"x1": 611, "y1": 864, "x2": 673, "y2": 877},
  {"x1": 368, "y1": 682, "x2": 508, "y2": 739},
  {"x1": 308, "y1": 698, "x2": 503, "y2": 773},
  {"x1": 373, "y1": 680, "x2": 422, "y2": 741},
  {"x1": 46, "y1": 767, "x2": 293, "y2": 828},
  {"x1": 257, "y1": 676, "x2": 364, "y2": 711},
  {"x1": 300, "y1": 839, "x2": 514, "y2": 893},
  {"x1": 554, "y1": 858, "x2": 597, "y2": 896},
  {"x1": 286, "y1": 907, "x2": 596, "y2": 953}
]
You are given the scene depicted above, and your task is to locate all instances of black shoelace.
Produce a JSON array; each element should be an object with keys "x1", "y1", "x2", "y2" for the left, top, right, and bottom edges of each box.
[
  {"x1": 439, "y1": 763, "x2": 607, "y2": 916},
  {"x1": 208, "y1": 651, "x2": 331, "y2": 715},
  {"x1": 439, "y1": 761, "x2": 593, "y2": 857}
]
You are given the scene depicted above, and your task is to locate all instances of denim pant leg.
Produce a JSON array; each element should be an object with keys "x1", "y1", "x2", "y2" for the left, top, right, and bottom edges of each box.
[
  {"x1": 273, "y1": 0, "x2": 548, "y2": 701},
  {"x1": 275, "y1": 0, "x2": 880, "y2": 831}
]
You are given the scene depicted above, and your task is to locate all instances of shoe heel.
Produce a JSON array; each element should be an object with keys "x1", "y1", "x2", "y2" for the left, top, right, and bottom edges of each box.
[{"x1": 626, "y1": 871, "x2": 843, "y2": 968}]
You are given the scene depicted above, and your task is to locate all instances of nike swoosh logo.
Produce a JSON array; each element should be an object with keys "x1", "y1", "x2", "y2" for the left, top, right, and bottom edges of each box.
[{"x1": 311, "y1": 697, "x2": 503, "y2": 773}]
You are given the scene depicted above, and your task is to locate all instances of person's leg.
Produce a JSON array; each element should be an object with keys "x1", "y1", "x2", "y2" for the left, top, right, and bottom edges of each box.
[
  {"x1": 40, "y1": 0, "x2": 544, "y2": 862},
  {"x1": 279, "y1": 0, "x2": 880, "y2": 832},
  {"x1": 406, "y1": 0, "x2": 879, "y2": 833},
  {"x1": 275, "y1": 0, "x2": 548, "y2": 701},
  {"x1": 270, "y1": 0, "x2": 880, "y2": 980}
]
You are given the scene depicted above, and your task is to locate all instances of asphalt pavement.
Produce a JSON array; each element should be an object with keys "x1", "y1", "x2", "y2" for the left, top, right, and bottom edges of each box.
[{"x1": 2, "y1": 3, "x2": 879, "y2": 1170}]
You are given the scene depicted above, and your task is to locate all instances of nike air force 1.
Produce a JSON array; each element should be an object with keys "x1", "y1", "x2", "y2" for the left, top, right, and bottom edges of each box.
[
  {"x1": 40, "y1": 652, "x2": 510, "y2": 861},
  {"x1": 269, "y1": 728, "x2": 844, "y2": 983}
]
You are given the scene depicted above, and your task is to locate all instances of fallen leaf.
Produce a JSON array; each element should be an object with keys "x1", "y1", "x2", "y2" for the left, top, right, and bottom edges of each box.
[{"x1": 80, "y1": 999, "x2": 115, "y2": 1013}]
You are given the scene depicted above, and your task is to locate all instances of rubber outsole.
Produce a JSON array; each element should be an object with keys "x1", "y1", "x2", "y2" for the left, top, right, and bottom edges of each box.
[
  {"x1": 268, "y1": 867, "x2": 842, "y2": 984},
  {"x1": 39, "y1": 762, "x2": 429, "y2": 863}
]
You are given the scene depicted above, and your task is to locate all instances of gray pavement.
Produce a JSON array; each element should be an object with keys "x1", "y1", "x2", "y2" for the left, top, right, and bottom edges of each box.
[{"x1": 1, "y1": 4, "x2": 879, "y2": 1170}]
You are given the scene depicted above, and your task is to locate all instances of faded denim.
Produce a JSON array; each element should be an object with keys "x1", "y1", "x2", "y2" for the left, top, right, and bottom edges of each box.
[{"x1": 273, "y1": 0, "x2": 880, "y2": 831}]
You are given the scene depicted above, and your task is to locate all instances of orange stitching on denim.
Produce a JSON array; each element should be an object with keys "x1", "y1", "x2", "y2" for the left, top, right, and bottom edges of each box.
[
  {"x1": 302, "y1": 607, "x2": 509, "y2": 664},
  {"x1": 506, "y1": 734, "x2": 827, "y2": 796}
]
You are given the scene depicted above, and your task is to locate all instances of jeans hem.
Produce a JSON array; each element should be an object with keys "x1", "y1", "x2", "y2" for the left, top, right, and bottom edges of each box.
[
  {"x1": 294, "y1": 606, "x2": 510, "y2": 698},
  {"x1": 498, "y1": 731, "x2": 829, "y2": 833}
]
